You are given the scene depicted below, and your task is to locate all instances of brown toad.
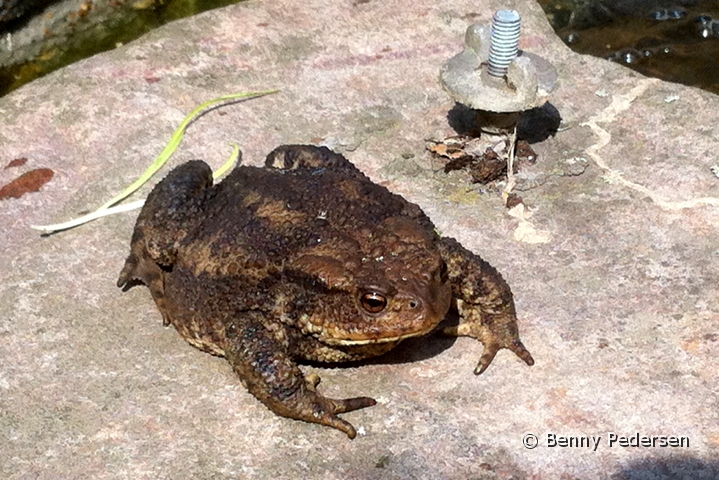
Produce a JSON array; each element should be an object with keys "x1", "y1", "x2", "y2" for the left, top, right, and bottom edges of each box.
[{"x1": 117, "y1": 145, "x2": 533, "y2": 438}]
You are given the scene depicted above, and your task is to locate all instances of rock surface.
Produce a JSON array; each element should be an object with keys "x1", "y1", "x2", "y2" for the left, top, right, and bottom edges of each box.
[{"x1": 1, "y1": 0, "x2": 718, "y2": 478}]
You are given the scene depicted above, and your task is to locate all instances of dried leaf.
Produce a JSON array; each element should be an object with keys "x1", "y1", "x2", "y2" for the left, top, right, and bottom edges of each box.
[
  {"x1": 0, "y1": 168, "x2": 54, "y2": 200},
  {"x1": 4, "y1": 157, "x2": 28, "y2": 169}
]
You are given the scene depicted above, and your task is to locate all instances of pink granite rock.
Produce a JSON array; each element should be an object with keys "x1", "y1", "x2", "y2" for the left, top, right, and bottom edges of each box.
[{"x1": 1, "y1": 0, "x2": 718, "y2": 478}]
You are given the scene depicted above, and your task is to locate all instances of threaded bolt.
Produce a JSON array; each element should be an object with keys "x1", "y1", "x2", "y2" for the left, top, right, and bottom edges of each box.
[{"x1": 487, "y1": 9, "x2": 521, "y2": 78}]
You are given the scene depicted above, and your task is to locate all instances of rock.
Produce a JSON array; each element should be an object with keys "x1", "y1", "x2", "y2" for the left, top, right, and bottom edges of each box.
[{"x1": 1, "y1": 0, "x2": 718, "y2": 478}]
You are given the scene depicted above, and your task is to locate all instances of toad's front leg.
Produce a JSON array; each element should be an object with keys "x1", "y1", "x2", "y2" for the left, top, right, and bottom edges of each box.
[
  {"x1": 437, "y1": 237, "x2": 534, "y2": 375},
  {"x1": 223, "y1": 314, "x2": 376, "y2": 439}
]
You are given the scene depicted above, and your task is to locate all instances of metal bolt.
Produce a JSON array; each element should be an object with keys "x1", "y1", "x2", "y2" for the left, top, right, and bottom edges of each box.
[
  {"x1": 487, "y1": 9, "x2": 521, "y2": 78},
  {"x1": 439, "y1": 10, "x2": 556, "y2": 114}
]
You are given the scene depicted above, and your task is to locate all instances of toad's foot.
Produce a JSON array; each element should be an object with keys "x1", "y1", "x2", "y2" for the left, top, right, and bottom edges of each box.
[
  {"x1": 442, "y1": 313, "x2": 534, "y2": 375},
  {"x1": 254, "y1": 371, "x2": 376, "y2": 439},
  {"x1": 291, "y1": 373, "x2": 377, "y2": 439}
]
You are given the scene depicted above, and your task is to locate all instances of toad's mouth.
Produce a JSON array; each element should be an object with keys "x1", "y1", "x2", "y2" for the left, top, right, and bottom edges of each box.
[
  {"x1": 327, "y1": 327, "x2": 433, "y2": 346},
  {"x1": 319, "y1": 319, "x2": 443, "y2": 346}
]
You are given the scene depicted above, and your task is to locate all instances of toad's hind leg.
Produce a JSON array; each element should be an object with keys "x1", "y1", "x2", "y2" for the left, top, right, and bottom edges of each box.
[
  {"x1": 117, "y1": 161, "x2": 214, "y2": 324},
  {"x1": 224, "y1": 313, "x2": 376, "y2": 439}
]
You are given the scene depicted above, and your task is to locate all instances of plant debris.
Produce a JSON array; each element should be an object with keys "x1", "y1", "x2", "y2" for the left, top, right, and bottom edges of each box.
[
  {"x1": 4, "y1": 157, "x2": 28, "y2": 169},
  {"x1": 428, "y1": 136, "x2": 537, "y2": 184},
  {"x1": 0, "y1": 168, "x2": 54, "y2": 200}
]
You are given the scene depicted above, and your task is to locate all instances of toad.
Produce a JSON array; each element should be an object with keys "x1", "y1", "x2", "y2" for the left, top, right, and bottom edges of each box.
[{"x1": 118, "y1": 145, "x2": 533, "y2": 438}]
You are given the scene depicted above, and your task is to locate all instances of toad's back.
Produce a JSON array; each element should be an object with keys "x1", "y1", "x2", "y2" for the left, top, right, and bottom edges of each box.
[{"x1": 178, "y1": 149, "x2": 433, "y2": 267}]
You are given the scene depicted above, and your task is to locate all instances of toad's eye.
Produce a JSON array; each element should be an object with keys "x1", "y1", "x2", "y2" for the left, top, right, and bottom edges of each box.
[{"x1": 360, "y1": 292, "x2": 387, "y2": 314}]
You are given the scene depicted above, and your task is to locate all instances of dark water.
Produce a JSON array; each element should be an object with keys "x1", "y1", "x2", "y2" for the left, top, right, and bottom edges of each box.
[
  {"x1": 0, "y1": 0, "x2": 244, "y2": 97},
  {"x1": 538, "y1": 0, "x2": 719, "y2": 94}
]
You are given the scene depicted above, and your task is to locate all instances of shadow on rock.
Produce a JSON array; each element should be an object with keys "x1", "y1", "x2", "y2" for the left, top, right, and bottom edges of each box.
[
  {"x1": 365, "y1": 312, "x2": 460, "y2": 367},
  {"x1": 446, "y1": 102, "x2": 561, "y2": 144},
  {"x1": 518, "y1": 102, "x2": 562, "y2": 144},
  {"x1": 613, "y1": 455, "x2": 719, "y2": 480}
]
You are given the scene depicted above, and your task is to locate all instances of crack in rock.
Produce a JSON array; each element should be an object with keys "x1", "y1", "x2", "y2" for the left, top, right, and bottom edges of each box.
[{"x1": 581, "y1": 79, "x2": 719, "y2": 211}]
